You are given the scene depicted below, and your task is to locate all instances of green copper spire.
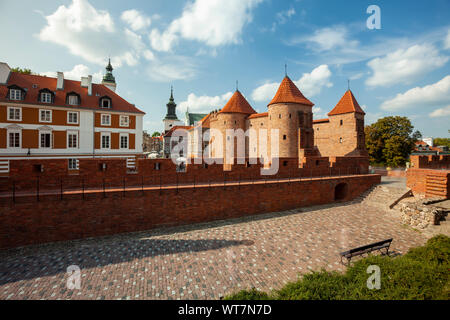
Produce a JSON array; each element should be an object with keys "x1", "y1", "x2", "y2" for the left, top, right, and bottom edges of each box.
[
  {"x1": 164, "y1": 86, "x2": 179, "y2": 120},
  {"x1": 103, "y1": 58, "x2": 116, "y2": 83}
]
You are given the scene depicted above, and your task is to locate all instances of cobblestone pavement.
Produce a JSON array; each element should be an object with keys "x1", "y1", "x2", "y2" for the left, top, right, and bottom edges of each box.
[{"x1": 0, "y1": 201, "x2": 427, "y2": 300}]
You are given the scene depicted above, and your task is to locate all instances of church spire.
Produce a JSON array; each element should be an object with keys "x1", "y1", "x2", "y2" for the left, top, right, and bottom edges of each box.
[
  {"x1": 164, "y1": 86, "x2": 179, "y2": 120},
  {"x1": 101, "y1": 58, "x2": 117, "y2": 92}
]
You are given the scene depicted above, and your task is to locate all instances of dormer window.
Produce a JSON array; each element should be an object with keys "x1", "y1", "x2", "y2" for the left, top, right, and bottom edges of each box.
[
  {"x1": 100, "y1": 96, "x2": 112, "y2": 109},
  {"x1": 39, "y1": 89, "x2": 54, "y2": 104},
  {"x1": 10, "y1": 89, "x2": 22, "y2": 100},
  {"x1": 7, "y1": 85, "x2": 25, "y2": 100},
  {"x1": 66, "y1": 92, "x2": 80, "y2": 105}
]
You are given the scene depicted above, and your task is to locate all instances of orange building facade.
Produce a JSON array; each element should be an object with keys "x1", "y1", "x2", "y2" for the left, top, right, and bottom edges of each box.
[{"x1": 0, "y1": 62, "x2": 144, "y2": 174}]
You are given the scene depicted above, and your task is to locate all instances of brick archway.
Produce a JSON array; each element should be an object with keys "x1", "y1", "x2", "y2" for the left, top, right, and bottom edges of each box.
[{"x1": 335, "y1": 182, "x2": 348, "y2": 201}]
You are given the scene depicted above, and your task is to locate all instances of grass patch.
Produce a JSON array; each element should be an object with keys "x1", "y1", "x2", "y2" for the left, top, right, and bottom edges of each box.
[{"x1": 225, "y1": 235, "x2": 450, "y2": 300}]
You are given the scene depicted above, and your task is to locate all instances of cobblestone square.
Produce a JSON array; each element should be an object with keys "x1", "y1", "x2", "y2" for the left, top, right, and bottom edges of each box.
[{"x1": 0, "y1": 197, "x2": 427, "y2": 300}]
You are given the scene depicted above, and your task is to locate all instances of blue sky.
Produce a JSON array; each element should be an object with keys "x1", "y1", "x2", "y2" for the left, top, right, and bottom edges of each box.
[{"x1": 0, "y1": 0, "x2": 449, "y2": 138}]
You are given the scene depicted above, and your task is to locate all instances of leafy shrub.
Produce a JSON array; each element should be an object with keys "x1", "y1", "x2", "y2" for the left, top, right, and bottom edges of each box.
[{"x1": 225, "y1": 235, "x2": 449, "y2": 300}]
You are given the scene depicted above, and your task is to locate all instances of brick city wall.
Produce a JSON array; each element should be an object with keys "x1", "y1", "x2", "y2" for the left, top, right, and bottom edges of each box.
[
  {"x1": 407, "y1": 168, "x2": 449, "y2": 198},
  {"x1": 0, "y1": 174, "x2": 381, "y2": 249},
  {"x1": 0, "y1": 156, "x2": 370, "y2": 193},
  {"x1": 410, "y1": 154, "x2": 450, "y2": 169}
]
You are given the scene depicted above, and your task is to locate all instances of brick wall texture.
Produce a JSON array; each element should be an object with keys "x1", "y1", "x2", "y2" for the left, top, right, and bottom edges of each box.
[{"x1": 0, "y1": 174, "x2": 380, "y2": 249}]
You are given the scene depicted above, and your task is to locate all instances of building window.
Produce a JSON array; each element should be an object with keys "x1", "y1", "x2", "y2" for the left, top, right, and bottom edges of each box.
[
  {"x1": 101, "y1": 98, "x2": 111, "y2": 108},
  {"x1": 120, "y1": 115, "x2": 129, "y2": 127},
  {"x1": 67, "y1": 132, "x2": 78, "y2": 148},
  {"x1": 120, "y1": 134, "x2": 128, "y2": 149},
  {"x1": 7, "y1": 107, "x2": 21, "y2": 121},
  {"x1": 101, "y1": 133, "x2": 110, "y2": 149},
  {"x1": 279, "y1": 114, "x2": 281, "y2": 119},
  {"x1": 339, "y1": 137, "x2": 343, "y2": 143},
  {"x1": 283, "y1": 161, "x2": 288, "y2": 166},
  {"x1": 41, "y1": 92, "x2": 52, "y2": 103},
  {"x1": 340, "y1": 119, "x2": 343, "y2": 126},
  {"x1": 67, "y1": 112, "x2": 79, "y2": 124},
  {"x1": 68, "y1": 159, "x2": 79, "y2": 170},
  {"x1": 154, "y1": 162, "x2": 160, "y2": 170},
  {"x1": 40, "y1": 132, "x2": 52, "y2": 148},
  {"x1": 283, "y1": 135, "x2": 287, "y2": 140},
  {"x1": 8, "y1": 131, "x2": 20, "y2": 148},
  {"x1": 39, "y1": 109, "x2": 52, "y2": 123},
  {"x1": 9, "y1": 89, "x2": 22, "y2": 100},
  {"x1": 101, "y1": 114, "x2": 111, "y2": 126},
  {"x1": 68, "y1": 95, "x2": 79, "y2": 105}
]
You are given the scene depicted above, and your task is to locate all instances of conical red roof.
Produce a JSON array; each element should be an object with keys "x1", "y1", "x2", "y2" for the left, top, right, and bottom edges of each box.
[
  {"x1": 328, "y1": 90, "x2": 365, "y2": 116},
  {"x1": 220, "y1": 90, "x2": 256, "y2": 114},
  {"x1": 268, "y1": 76, "x2": 314, "y2": 107}
]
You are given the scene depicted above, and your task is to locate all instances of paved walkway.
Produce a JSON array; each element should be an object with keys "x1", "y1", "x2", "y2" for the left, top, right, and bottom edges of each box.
[{"x1": 0, "y1": 200, "x2": 427, "y2": 300}]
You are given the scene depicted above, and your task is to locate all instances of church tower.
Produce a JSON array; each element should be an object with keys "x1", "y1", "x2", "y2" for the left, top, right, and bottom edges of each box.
[
  {"x1": 163, "y1": 87, "x2": 182, "y2": 133},
  {"x1": 101, "y1": 59, "x2": 116, "y2": 92}
]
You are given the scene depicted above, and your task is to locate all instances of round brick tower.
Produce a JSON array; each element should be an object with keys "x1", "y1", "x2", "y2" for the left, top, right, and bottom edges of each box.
[
  {"x1": 211, "y1": 90, "x2": 256, "y2": 162},
  {"x1": 267, "y1": 76, "x2": 315, "y2": 160}
]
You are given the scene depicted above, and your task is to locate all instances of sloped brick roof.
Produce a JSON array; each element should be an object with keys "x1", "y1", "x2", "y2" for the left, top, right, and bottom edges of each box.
[
  {"x1": 313, "y1": 118, "x2": 330, "y2": 124},
  {"x1": 328, "y1": 90, "x2": 365, "y2": 116},
  {"x1": 0, "y1": 72, "x2": 145, "y2": 114},
  {"x1": 163, "y1": 125, "x2": 193, "y2": 137},
  {"x1": 268, "y1": 76, "x2": 314, "y2": 107},
  {"x1": 220, "y1": 90, "x2": 256, "y2": 115},
  {"x1": 248, "y1": 112, "x2": 268, "y2": 119}
]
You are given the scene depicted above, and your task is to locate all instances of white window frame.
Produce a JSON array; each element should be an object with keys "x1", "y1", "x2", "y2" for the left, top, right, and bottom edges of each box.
[
  {"x1": 120, "y1": 133, "x2": 129, "y2": 149},
  {"x1": 7, "y1": 107, "x2": 22, "y2": 121},
  {"x1": 9, "y1": 89, "x2": 22, "y2": 100},
  {"x1": 39, "y1": 109, "x2": 52, "y2": 123},
  {"x1": 101, "y1": 114, "x2": 111, "y2": 126},
  {"x1": 101, "y1": 98, "x2": 111, "y2": 109},
  {"x1": 67, "y1": 111, "x2": 79, "y2": 124},
  {"x1": 68, "y1": 95, "x2": 79, "y2": 106},
  {"x1": 39, "y1": 131, "x2": 52, "y2": 149},
  {"x1": 119, "y1": 115, "x2": 129, "y2": 127},
  {"x1": 101, "y1": 132, "x2": 111, "y2": 150},
  {"x1": 7, "y1": 129, "x2": 21, "y2": 148},
  {"x1": 40, "y1": 92, "x2": 52, "y2": 103},
  {"x1": 68, "y1": 159, "x2": 79, "y2": 170},
  {"x1": 67, "y1": 131, "x2": 79, "y2": 149}
]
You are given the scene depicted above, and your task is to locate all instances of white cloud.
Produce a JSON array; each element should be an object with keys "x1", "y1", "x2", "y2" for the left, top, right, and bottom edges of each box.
[
  {"x1": 42, "y1": 64, "x2": 102, "y2": 83},
  {"x1": 276, "y1": 7, "x2": 296, "y2": 24},
  {"x1": 147, "y1": 56, "x2": 198, "y2": 82},
  {"x1": 445, "y1": 30, "x2": 450, "y2": 50},
  {"x1": 289, "y1": 26, "x2": 358, "y2": 52},
  {"x1": 251, "y1": 65, "x2": 333, "y2": 102},
  {"x1": 429, "y1": 105, "x2": 450, "y2": 118},
  {"x1": 149, "y1": 0, "x2": 263, "y2": 52},
  {"x1": 366, "y1": 44, "x2": 448, "y2": 87},
  {"x1": 121, "y1": 9, "x2": 151, "y2": 32},
  {"x1": 38, "y1": 0, "x2": 153, "y2": 67},
  {"x1": 179, "y1": 92, "x2": 233, "y2": 113},
  {"x1": 381, "y1": 75, "x2": 450, "y2": 111}
]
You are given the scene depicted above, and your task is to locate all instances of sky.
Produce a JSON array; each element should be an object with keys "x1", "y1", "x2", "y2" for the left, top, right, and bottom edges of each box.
[{"x1": 0, "y1": 0, "x2": 449, "y2": 138}]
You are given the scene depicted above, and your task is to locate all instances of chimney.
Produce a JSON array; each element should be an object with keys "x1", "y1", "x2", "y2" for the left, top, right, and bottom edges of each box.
[
  {"x1": 56, "y1": 72, "x2": 64, "y2": 90},
  {"x1": 81, "y1": 75, "x2": 93, "y2": 95},
  {"x1": 0, "y1": 62, "x2": 11, "y2": 84}
]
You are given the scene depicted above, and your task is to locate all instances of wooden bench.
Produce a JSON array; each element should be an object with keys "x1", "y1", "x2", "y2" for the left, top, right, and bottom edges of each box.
[{"x1": 339, "y1": 238, "x2": 393, "y2": 265}]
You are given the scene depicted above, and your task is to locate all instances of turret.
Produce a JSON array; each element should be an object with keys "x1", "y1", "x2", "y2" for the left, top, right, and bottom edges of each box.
[{"x1": 267, "y1": 75, "x2": 316, "y2": 161}]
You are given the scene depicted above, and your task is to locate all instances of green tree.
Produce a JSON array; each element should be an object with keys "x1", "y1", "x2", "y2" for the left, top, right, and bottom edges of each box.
[
  {"x1": 152, "y1": 131, "x2": 161, "y2": 137},
  {"x1": 433, "y1": 138, "x2": 450, "y2": 148},
  {"x1": 11, "y1": 67, "x2": 32, "y2": 74},
  {"x1": 365, "y1": 116, "x2": 421, "y2": 167}
]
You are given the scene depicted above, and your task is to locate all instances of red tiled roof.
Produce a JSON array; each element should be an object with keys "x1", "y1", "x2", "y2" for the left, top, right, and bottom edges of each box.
[
  {"x1": 0, "y1": 72, "x2": 145, "y2": 114},
  {"x1": 220, "y1": 90, "x2": 256, "y2": 114},
  {"x1": 197, "y1": 113, "x2": 212, "y2": 128},
  {"x1": 415, "y1": 140, "x2": 428, "y2": 146},
  {"x1": 248, "y1": 112, "x2": 268, "y2": 119},
  {"x1": 328, "y1": 90, "x2": 365, "y2": 116},
  {"x1": 163, "y1": 125, "x2": 193, "y2": 137},
  {"x1": 268, "y1": 76, "x2": 314, "y2": 107},
  {"x1": 313, "y1": 118, "x2": 330, "y2": 124}
]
